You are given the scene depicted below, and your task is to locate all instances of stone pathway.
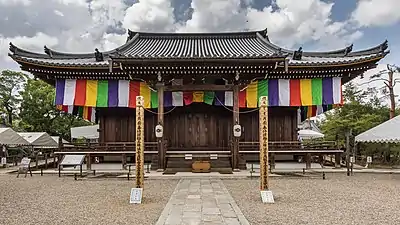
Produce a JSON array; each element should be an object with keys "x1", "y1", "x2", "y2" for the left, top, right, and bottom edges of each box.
[{"x1": 156, "y1": 178, "x2": 250, "y2": 225}]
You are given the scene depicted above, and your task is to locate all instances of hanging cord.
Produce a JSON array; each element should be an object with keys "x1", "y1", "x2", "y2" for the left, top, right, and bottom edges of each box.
[
  {"x1": 214, "y1": 95, "x2": 260, "y2": 114},
  {"x1": 140, "y1": 95, "x2": 260, "y2": 115},
  {"x1": 142, "y1": 106, "x2": 177, "y2": 115}
]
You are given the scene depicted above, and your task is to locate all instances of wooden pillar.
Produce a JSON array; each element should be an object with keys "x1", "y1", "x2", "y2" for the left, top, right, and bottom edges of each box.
[
  {"x1": 335, "y1": 153, "x2": 341, "y2": 168},
  {"x1": 270, "y1": 153, "x2": 276, "y2": 170},
  {"x1": 87, "y1": 153, "x2": 92, "y2": 170},
  {"x1": 156, "y1": 82, "x2": 165, "y2": 171},
  {"x1": 232, "y1": 85, "x2": 240, "y2": 171},
  {"x1": 45, "y1": 153, "x2": 48, "y2": 169},
  {"x1": 57, "y1": 136, "x2": 63, "y2": 168},
  {"x1": 305, "y1": 153, "x2": 311, "y2": 170},
  {"x1": 121, "y1": 154, "x2": 127, "y2": 169}
]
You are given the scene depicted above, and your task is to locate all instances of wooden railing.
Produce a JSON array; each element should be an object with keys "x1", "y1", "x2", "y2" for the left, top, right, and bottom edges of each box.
[
  {"x1": 238, "y1": 141, "x2": 341, "y2": 153},
  {"x1": 59, "y1": 142, "x2": 160, "y2": 152}
]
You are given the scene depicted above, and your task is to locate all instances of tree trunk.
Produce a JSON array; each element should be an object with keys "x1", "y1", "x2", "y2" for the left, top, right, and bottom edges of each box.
[
  {"x1": 6, "y1": 109, "x2": 12, "y2": 126},
  {"x1": 388, "y1": 68, "x2": 395, "y2": 119}
]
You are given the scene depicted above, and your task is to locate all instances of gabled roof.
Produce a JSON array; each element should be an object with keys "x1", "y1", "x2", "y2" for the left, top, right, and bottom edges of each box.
[
  {"x1": 0, "y1": 128, "x2": 30, "y2": 146},
  {"x1": 17, "y1": 132, "x2": 58, "y2": 147},
  {"x1": 355, "y1": 115, "x2": 400, "y2": 143},
  {"x1": 8, "y1": 28, "x2": 389, "y2": 68}
]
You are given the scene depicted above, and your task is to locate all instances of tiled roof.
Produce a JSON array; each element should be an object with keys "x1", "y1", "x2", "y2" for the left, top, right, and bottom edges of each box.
[
  {"x1": 8, "y1": 28, "x2": 389, "y2": 67},
  {"x1": 114, "y1": 31, "x2": 284, "y2": 59}
]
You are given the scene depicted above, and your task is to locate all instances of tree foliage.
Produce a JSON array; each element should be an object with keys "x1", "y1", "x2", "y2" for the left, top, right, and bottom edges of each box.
[
  {"x1": 0, "y1": 70, "x2": 26, "y2": 126},
  {"x1": 319, "y1": 82, "x2": 400, "y2": 164},
  {"x1": 0, "y1": 70, "x2": 90, "y2": 140},
  {"x1": 17, "y1": 78, "x2": 90, "y2": 140}
]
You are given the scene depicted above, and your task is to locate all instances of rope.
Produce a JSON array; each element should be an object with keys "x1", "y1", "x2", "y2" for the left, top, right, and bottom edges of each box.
[
  {"x1": 214, "y1": 95, "x2": 260, "y2": 114},
  {"x1": 140, "y1": 95, "x2": 260, "y2": 115},
  {"x1": 142, "y1": 106, "x2": 177, "y2": 115}
]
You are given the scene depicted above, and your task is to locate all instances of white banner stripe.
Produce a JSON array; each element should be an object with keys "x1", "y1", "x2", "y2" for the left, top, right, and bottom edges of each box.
[
  {"x1": 118, "y1": 80, "x2": 129, "y2": 107},
  {"x1": 172, "y1": 92, "x2": 184, "y2": 106},
  {"x1": 332, "y1": 77, "x2": 341, "y2": 104},
  {"x1": 225, "y1": 91, "x2": 233, "y2": 106},
  {"x1": 63, "y1": 79, "x2": 76, "y2": 105},
  {"x1": 278, "y1": 79, "x2": 290, "y2": 106}
]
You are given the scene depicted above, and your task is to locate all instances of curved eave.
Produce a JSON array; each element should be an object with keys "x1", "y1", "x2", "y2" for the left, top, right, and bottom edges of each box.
[
  {"x1": 256, "y1": 33, "x2": 388, "y2": 58},
  {"x1": 10, "y1": 54, "x2": 110, "y2": 70},
  {"x1": 9, "y1": 33, "x2": 140, "y2": 60},
  {"x1": 283, "y1": 55, "x2": 386, "y2": 68}
]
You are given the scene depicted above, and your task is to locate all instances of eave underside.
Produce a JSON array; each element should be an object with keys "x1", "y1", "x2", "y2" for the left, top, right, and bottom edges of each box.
[{"x1": 17, "y1": 56, "x2": 381, "y2": 87}]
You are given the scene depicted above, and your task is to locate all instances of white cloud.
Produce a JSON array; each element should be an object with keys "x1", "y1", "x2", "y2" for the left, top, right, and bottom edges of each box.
[
  {"x1": 246, "y1": 0, "x2": 359, "y2": 48},
  {"x1": 177, "y1": 0, "x2": 247, "y2": 32},
  {"x1": 351, "y1": 0, "x2": 400, "y2": 27},
  {"x1": 0, "y1": 0, "x2": 31, "y2": 6},
  {"x1": 0, "y1": 32, "x2": 58, "y2": 62},
  {"x1": 123, "y1": 0, "x2": 176, "y2": 32}
]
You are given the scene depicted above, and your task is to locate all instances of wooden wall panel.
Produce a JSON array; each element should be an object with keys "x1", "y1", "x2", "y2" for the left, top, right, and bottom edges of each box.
[
  {"x1": 98, "y1": 105, "x2": 298, "y2": 145},
  {"x1": 164, "y1": 103, "x2": 232, "y2": 148},
  {"x1": 240, "y1": 107, "x2": 298, "y2": 142},
  {"x1": 98, "y1": 108, "x2": 157, "y2": 143}
]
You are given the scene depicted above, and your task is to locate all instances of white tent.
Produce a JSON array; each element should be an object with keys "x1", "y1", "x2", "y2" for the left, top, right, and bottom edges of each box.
[
  {"x1": 0, "y1": 128, "x2": 30, "y2": 146},
  {"x1": 356, "y1": 115, "x2": 400, "y2": 143},
  {"x1": 298, "y1": 129, "x2": 324, "y2": 139},
  {"x1": 71, "y1": 125, "x2": 99, "y2": 140},
  {"x1": 18, "y1": 132, "x2": 58, "y2": 147}
]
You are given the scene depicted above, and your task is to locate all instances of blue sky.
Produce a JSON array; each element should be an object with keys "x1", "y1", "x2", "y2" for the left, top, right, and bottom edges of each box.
[{"x1": 0, "y1": 0, "x2": 399, "y2": 69}]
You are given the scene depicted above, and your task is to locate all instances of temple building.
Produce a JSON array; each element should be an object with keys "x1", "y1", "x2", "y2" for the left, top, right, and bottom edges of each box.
[{"x1": 9, "y1": 28, "x2": 389, "y2": 172}]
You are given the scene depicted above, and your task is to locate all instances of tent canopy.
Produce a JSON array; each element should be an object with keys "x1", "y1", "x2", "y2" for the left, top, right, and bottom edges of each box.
[
  {"x1": 356, "y1": 115, "x2": 400, "y2": 143},
  {"x1": 71, "y1": 125, "x2": 99, "y2": 139},
  {"x1": 0, "y1": 128, "x2": 30, "y2": 146},
  {"x1": 298, "y1": 129, "x2": 324, "y2": 139},
  {"x1": 17, "y1": 132, "x2": 58, "y2": 147}
]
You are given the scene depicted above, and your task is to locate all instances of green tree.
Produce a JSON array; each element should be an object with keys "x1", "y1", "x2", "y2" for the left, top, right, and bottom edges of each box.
[
  {"x1": 0, "y1": 70, "x2": 27, "y2": 126},
  {"x1": 18, "y1": 77, "x2": 90, "y2": 140},
  {"x1": 319, "y1": 82, "x2": 400, "y2": 164}
]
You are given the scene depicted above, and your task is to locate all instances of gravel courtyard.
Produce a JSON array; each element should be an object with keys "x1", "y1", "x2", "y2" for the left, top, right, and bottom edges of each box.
[
  {"x1": 0, "y1": 175, "x2": 178, "y2": 225},
  {"x1": 224, "y1": 173, "x2": 400, "y2": 225}
]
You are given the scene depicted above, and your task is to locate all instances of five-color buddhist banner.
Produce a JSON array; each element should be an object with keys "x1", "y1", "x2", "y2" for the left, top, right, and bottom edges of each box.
[{"x1": 55, "y1": 77, "x2": 343, "y2": 109}]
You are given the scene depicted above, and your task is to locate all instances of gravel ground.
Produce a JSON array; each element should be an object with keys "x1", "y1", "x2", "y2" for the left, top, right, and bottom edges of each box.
[
  {"x1": 0, "y1": 175, "x2": 178, "y2": 225},
  {"x1": 224, "y1": 174, "x2": 400, "y2": 225}
]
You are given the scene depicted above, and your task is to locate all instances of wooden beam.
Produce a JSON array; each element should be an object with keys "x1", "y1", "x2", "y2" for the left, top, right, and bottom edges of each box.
[
  {"x1": 157, "y1": 83, "x2": 165, "y2": 171},
  {"x1": 165, "y1": 84, "x2": 234, "y2": 92},
  {"x1": 232, "y1": 85, "x2": 240, "y2": 171}
]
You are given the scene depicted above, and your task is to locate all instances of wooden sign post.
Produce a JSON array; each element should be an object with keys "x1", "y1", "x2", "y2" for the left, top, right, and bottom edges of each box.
[
  {"x1": 135, "y1": 96, "x2": 145, "y2": 188},
  {"x1": 131, "y1": 96, "x2": 145, "y2": 204},
  {"x1": 259, "y1": 96, "x2": 274, "y2": 203}
]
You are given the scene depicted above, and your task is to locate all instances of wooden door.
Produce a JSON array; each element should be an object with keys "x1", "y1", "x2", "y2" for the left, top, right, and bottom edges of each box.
[{"x1": 164, "y1": 103, "x2": 231, "y2": 148}]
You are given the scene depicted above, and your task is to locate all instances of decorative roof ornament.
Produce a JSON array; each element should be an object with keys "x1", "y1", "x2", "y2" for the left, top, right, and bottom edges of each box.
[
  {"x1": 260, "y1": 28, "x2": 268, "y2": 38},
  {"x1": 44, "y1": 46, "x2": 53, "y2": 58},
  {"x1": 9, "y1": 42, "x2": 17, "y2": 54},
  {"x1": 94, "y1": 48, "x2": 104, "y2": 62},
  {"x1": 380, "y1": 40, "x2": 388, "y2": 53},
  {"x1": 344, "y1": 44, "x2": 353, "y2": 56},
  {"x1": 293, "y1": 47, "x2": 303, "y2": 60},
  {"x1": 127, "y1": 29, "x2": 137, "y2": 42}
]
